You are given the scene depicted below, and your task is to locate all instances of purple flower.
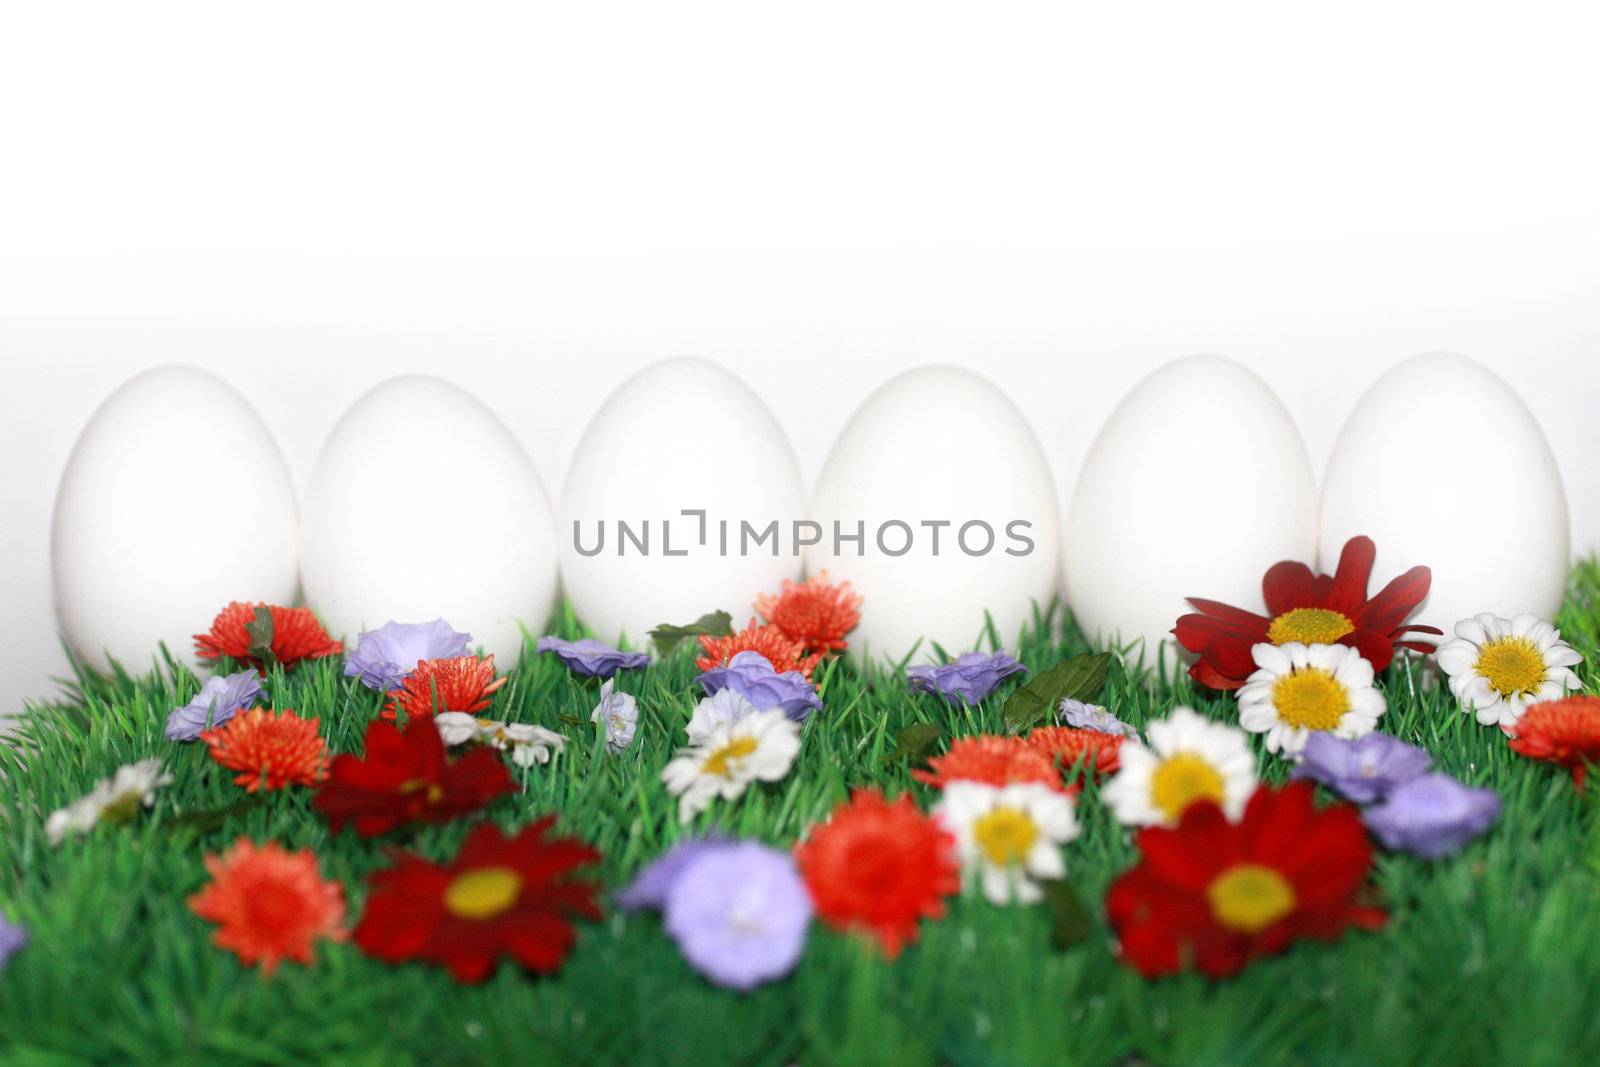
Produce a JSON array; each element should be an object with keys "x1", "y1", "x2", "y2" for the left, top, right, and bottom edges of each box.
[
  {"x1": 164, "y1": 670, "x2": 263, "y2": 742},
  {"x1": 697, "y1": 651, "x2": 822, "y2": 723},
  {"x1": 663, "y1": 842, "x2": 812, "y2": 992},
  {"x1": 906, "y1": 651, "x2": 1027, "y2": 706},
  {"x1": 1363, "y1": 773, "x2": 1501, "y2": 859},
  {"x1": 0, "y1": 916, "x2": 24, "y2": 970},
  {"x1": 1059, "y1": 698, "x2": 1138, "y2": 738},
  {"x1": 616, "y1": 836, "x2": 736, "y2": 912},
  {"x1": 1292, "y1": 732, "x2": 1431, "y2": 805},
  {"x1": 590, "y1": 679, "x2": 639, "y2": 753},
  {"x1": 536, "y1": 636, "x2": 649, "y2": 679},
  {"x1": 345, "y1": 619, "x2": 472, "y2": 691}
]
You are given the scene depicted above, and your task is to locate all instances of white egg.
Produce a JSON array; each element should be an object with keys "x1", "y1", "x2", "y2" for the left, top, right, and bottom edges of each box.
[
  {"x1": 51, "y1": 365, "x2": 299, "y2": 674},
  {"x1": 1320, "y1": 352, "x2": 1568, "y2": 632},
  {"x1": 1063, "y1": 355, "x2": 1317, "y2": 671},
  {"x1": 300, "y1": 375, "x2": 557, "y2": 666},
  {"x1": 806, "y1": 366, "x2": 1060, "y2": 664},
  {"x1": 559, "y1": 358, "x2": 805, "y2": 647}
]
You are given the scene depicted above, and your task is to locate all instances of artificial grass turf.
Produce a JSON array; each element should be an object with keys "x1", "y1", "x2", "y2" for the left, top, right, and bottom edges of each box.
[{"x1": 4, "y1": 573, "x2": 1600, "y2": 1067}]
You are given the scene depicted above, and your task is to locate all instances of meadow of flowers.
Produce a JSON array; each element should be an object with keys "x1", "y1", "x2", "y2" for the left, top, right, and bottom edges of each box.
[{"x1": 4, "y1": 544, "x2": 1600, "y2": 1065}]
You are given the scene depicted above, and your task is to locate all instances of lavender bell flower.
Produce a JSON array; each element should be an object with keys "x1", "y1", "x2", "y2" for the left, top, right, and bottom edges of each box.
[
  {"x1": 0, "y1": 916, "x2": 25, "y2": 971},
  {"x1": 906, "y1": 651, "x2": 1027, "y2": 706},
  {"x1": 697, "y1": 651, "x2": 822, "y2": 723},
  {"x1": 1363, "y1": 773, "x2": 1501, "y2": 859},
  {"x1": 1059, "y1": 698, "x2": 1139, "y2": 738},
  {"x1": 1292, "y1": 732, "x2": 1432, "y2": 805},
  {"x1": 165, "y1": 670, "x2": 264, "y2": 742},
  {"x1": 591, "y1": 679, "x2": 639, "y2": 753},
  {"x1": 345, "y1": 619, "x2": 472, "y2": 692},
  {"x1": 536, "y1": 636, "x2": 650, "y2": 679},
  {"x1": 616, "y1": 836, "x2": 736, "y2": 912},
  {"x1": 662, "y1": 841, "x2": 812, "y2": 992}
]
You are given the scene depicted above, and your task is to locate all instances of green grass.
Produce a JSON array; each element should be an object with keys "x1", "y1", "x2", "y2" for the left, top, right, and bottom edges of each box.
[{"x1": 6, "y1": 571, "x2": 1600, "y2": 1067}]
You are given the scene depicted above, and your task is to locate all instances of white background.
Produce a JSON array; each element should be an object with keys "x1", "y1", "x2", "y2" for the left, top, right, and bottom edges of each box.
[{"x1": 3, "y1": 1, "x2": 1598, "y2": 717}]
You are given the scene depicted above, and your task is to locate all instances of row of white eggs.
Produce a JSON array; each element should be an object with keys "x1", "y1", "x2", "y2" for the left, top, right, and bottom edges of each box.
[{"x1": 50, "y1": 354, "x2": 1569, "y2": 678}]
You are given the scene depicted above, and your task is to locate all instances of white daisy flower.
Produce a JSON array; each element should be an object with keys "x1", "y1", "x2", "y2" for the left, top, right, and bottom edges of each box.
[
  {"x1": 661, "y1": 708, "x2": 800, "y2": 823},
  {"x1": 591, "y1": 679, "x2": 639, "y2": 753},
  {"x1": 46, "y1": 758, "x2": 173, "y2": 846},
  {"x1": 433, "y1": 713, "x2": 566, "y2": 767},
  {"x1": 431, "y1": 711, "x2": 485, "y2": 747},
  {"x1": 1435, "y1": 612, "x2": 1583, "y2": 730},
  {"x1": 686, "y1": 688, "x2": 760, "y2": 744},
  {"x1": 1102, "y1": 706, "x2": 1257, "y2": 827},
  {"x1": 1236, "y1": 642, "x2": 1386, "y2": 758},
  {"x1": 933, "y1": 781, "x2": 1079, "y2": 905}
]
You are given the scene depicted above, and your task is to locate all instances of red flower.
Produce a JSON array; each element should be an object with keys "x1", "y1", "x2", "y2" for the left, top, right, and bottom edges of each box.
[
  {"x1": 314, "y1": 717, "x2": 516, "y2": 836},
  {"x1": 696, "y1": 620, "x2": 823, "y2": 679},
  {"x1": 382, "y1": 656, "x2": 506, "y2": 722},
  {"x1": 755, "y1": 572, "x2": 863, "y2": 656},
  {"x1": 194, "y1": 601, "x2": 344, "y2": 671},
  {"x1": 1174, "y1": 536, "x2": 1440, "y2": 690},
  {"x1": 1025, "y1": 726, "x2": 1124, "y2": 780},
  {"x1": 1508, "y1": 696, "x2": 1600, "y2": 788},
  {"x1": 793, "y1": 789, "x2": 959, "y2": 957},
  {"x1": 1106, "y1": 782, "x2": 1385, "y2": 978},
  {"x1": 353, "y1": 818, "x2": 601, "y2": 983},
  {"x1": 911, "y1": 734, "x2": 1065, "y2": 793},
  {"x1": 202, "y1": 708, "x2": 328, "y2": 792},
  {"x1": 187, "y1": 838, "x2": 347, "y2": 975}
]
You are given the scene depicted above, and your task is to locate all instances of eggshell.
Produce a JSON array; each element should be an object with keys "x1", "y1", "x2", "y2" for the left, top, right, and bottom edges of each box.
[
  {"x1": 559, "y1": 358, "x2": 805, "y2": 647},
  {"x1": 51, "y1": 365, "x2": 299, "y2": 673},
  {"x1": 1062, "y1": 355, "x2": 1317, "y2": 671},
  {"x1": 300, "y1": 376, "x2": 557, "y2": 665},
  {"x1": 1320, "y1": 352, "x2": 1568, "y2": 632},
  {"x1": 806, "y1": 366, "x2": 1060, "y2": 664}
]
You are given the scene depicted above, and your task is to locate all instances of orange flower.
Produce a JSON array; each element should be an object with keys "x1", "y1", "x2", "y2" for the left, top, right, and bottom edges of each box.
[
  {"x1": 1508, "y1": 696, "x2": 1600, "y2": 788},
  {"x1": 382, "y1": 656, "x2": 506, "y2": 722},
  {"x1": 202, "y1": 708, "x2": 328, "y2": 791},
  {"x1": 755, "y1": 572, "x2": 863, "y2": 655},
  {"x1": 188, "y1": 838, "x2": 347, "y2": 975},
  {"x1": 911, "y1": 734, "x2": 1064, "y2": 792},
  {"x1": 1025, "y1": 726, "x2": 1124, "y2": 780},
  {"x1": 696, "y1": 621, "x2": 822, "y2": 679},
  {"x1": 194, "y1": 601, "x2": 344, "y2": 671}
]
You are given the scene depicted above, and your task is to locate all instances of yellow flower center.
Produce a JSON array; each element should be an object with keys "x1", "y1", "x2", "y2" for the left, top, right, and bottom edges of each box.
[
  {"x1": 398, "y1": 778, "x2": 446, "y2": 804},
  {"x1": 972, "y1": 807, "x2": 1039, "y2": 867},
  {"x1": 1475, "y1": 637, "x2": 1546, "y2": 697},
  {"x1": 1150, "y1": 753, "x2": 1226, "y2": 822},
  {"x1": 1208, "y1": 863, "x2": 1296, "y2": 933},
  {"x1": 702, "y1": 736, "x2": 759, "y2": 777},
  {"x1": 444, "y1": 867, "x2": 523, "y2": 920},
  {"x1": 1268, "y1": 607, "x2": 1355, "y2": 646},
  {"x1": 1271, "y1": 667, "x2": 1350, "y2": 731}
]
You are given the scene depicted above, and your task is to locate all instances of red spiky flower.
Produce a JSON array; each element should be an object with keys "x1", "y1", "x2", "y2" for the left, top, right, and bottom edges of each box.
[
  {"x1": 1025, "y1": 726, "x2": 1124, "y2": 781},
  {"x1": 353, "y1": 818, "x2": 601, "y2": 983},
  {"x1": 187, "y1": 838, "x2": 347, "y2": 975},
  {"x1": 1174, "y1": 536, "x2": 1440, "y2": 690},
  {"x1": 755, "y1": 572, "x2": 863, "y2": 656},
  {"x1": 696, "y1": 620, "x2": 823, "y2": 679},
  {"x1": 202, "y1": 708, "x2": 328, "y2": 792},
  {"x1": 382, "y1": 655, "x2": 506, "y2": 722},
  {"x1": 793, "y1": 789, "x2": 959, "y2": 957},
  {"x1": 194, "y1": 601, "x2": 344, "y2": 671},
  {"x1": 1508, "y1": 696, "x2": 1600, "y2": 789},
  {"x1": 911, "y1": 734, "x2": 1065, "y2": 793}
]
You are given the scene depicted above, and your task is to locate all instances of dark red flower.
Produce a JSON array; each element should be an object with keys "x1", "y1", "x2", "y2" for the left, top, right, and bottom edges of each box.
[
  {"x1": 1106, "y1": 782, "x2": 1385, "y2": 978},
  {"x1": 696, "y1": 620, "x2": 823, "y2": 679},
  {"x1": 911, "y1": 734, "x2": 1065, "y2": 793},
  {"x1": 382, "y1": 656, "x2": 506, "y2": 722},
  {"x1": 1508, "y1": 696, "x2": 1600, "y2": 789},
  {"x1": 194, "y1": 601, "x2": 344, "y2": 671},
  {"x1": 353, "y1": 818, "x2": 601, "y2": 983},
  {"x1": 314, "y1": 717, "x2": 516, "y2": 836},
  {"x1": 755, "y1": 572, "x2": 863, "y2": 656},
  {"x1": 1174, "y1": 536, "x2": 1440, "y2": 690}
]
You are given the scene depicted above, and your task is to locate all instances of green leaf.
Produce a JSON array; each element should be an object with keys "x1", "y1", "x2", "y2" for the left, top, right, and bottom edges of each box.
[
  {"x1": 164, "y1": 795, "x2": 266, "y2": 836},
  {"x1": 1002, "y1": 651, "x2": 1113, "y2": 732},
  {"x1": 244, "y1": 605, "x2": 275, "y2": 667},
  {"x1": 1041, "y1": 879, "x2": 1095, "y2": 949},
  {"x1": 883, "y1": 723, "x2": 943, "y2": 764},
  {"x1": 648, "y1": 610, "x2": 734, "y2": 657}
]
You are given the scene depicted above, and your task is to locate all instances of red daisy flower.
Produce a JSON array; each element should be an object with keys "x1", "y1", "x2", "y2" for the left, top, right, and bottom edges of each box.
[
  {"x1": 353, "y1": 818, "x2": 601, "y2": 983},
  {"x1": 187, "y1": 838, "x2": 347, "y2": 975},
  {"x1": 793, "y1": 789, "x2": 960, "y2": 957},
  {"x1": 1174, "y1": 535, "x2": 1440, "y2": 690},
  {"x1": 696, "y1": 620, "x2": 823, "y2": 679},
  {"x1": 194, "y1": 601, "x2": 344, "y2": 671},
  {"x1": 1106, "y1": 781, "x2": 1385, "y2": 978},
  {"x1": 1025, "y1": 726, "x2": 1124, "y2": 780},
  {"x1": 1508, "y1": 696, "x2": 1600, "y2": 788},
  {"x1": 911, "y1": 734, "x2": 1065, "y2": 793},
  {"x1": 382, "y1": 655, "x2": 507, "y2": 722},
  {"x1": 314, "y1": 717, "x2": 516, "y2": 836},
  {"x1": 202, "y1": 708, "x2": 328, "y2": 792},
  {"x1": 755, "y1": 572, "x2": 863, "y2": 656}
]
